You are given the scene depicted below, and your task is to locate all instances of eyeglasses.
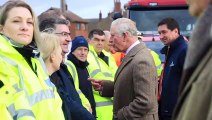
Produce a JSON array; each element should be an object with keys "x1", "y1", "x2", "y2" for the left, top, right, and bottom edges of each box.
[{"x1": 55, "y1": 32, "x2": 71, "y2": 38}]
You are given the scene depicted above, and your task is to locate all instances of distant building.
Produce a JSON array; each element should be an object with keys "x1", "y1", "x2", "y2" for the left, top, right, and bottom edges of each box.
[
  {"x1": 87, "y1": 0, "x2": 127, "y2": 34},
  {"x1": 64, "y1": 10, "x2": 88, "y2": 38},
  {"x1": 39, "y1": 7, "x2": 88, "y2": 38},
  {"x1": 114, "y1": 0, "x2": 122, "y2": 12},
  {"x1": 60, "y1": 0, "x2": 88, "y2": 38},
  {"x1": 86, "y1": 15, "x2": 113, "y2": 33},
  {"x1": 37, "y1": 0, "x2": 127, "y2": 38}
]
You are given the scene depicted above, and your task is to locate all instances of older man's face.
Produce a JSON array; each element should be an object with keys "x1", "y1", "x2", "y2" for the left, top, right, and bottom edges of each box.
[
  {"x1": 110, "y1": 26, "x2": 126, "y2": 52},
  {"x1": 186, "y1": 0, "x2": 208, "y2": 16}
]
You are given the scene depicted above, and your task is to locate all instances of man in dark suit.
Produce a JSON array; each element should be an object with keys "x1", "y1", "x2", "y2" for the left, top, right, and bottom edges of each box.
[{"x1": 89, "y1": 18, "x2": 158, "y2": 120}]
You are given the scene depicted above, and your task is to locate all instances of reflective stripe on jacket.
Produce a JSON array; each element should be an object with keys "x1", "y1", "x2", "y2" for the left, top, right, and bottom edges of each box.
[
  {"x1": 0, "y1": 74, "x2": 35, "y2": 120},
  {"x1": 65, "y1": 60, "x2": 92, "y2": 111},
  {"x1": 87, "y1": 45, "x2": 117, "y2": 120},
  {"x1": 87, "y1": 45, "x2": 117, "y2": 81}
]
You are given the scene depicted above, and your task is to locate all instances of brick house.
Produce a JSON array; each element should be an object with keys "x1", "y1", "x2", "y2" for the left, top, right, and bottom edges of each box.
[
  {"x1": 39, "y1": 7, "x2": 88, "y2": 39},
  {"x1": 64, "y1": 11, "x2": 88, "y2": 38},
  {"x1": 87, "y1": 0, "x2": 126, "y2": 34}
]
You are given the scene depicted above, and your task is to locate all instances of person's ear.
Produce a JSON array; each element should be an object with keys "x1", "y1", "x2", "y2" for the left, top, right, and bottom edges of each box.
[
  {"x1": 88, "y1": 39, "x2": 94, "y2": 45},
  {"x1": 87, "y1": 38, "x2": 91, "y2": 43},
  {"x1": 173, "y1": 28, "x2": 178, "y2": 34},
  {"x1": 122, "y1": 32, "x2": 126, "y2": 38},
  {"x1": 123, "y1": 32, "x2": 129, "y2": 39}
]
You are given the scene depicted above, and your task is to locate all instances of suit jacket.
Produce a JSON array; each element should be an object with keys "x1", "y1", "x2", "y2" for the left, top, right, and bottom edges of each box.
[{"x1": 102, "y1": 42, "x2": 158, "y2": 120}]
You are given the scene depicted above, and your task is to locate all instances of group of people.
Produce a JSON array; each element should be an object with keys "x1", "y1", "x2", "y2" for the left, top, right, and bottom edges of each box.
[
  {"x1": 0, "y1": 0, "x2": 211, "y2": 120},
  {"x1": 0, "y1": 1, "x2": 116, "y2": 120}
]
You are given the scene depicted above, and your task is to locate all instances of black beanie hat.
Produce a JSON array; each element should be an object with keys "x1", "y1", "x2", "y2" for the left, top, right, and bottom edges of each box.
[{"x1": 71, "y1": 36, "x2": 88, "y2": 52}]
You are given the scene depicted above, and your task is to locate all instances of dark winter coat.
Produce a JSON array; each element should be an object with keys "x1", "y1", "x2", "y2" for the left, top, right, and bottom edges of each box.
[
  {"x1": 159, "y1": 35, "x2": 187, "y2": 119},
  {"x1": 50, "y1": 64, "x2": 95, "y2": 120},
  {"x1": 68, "y1": 54, "x2": 96, "y2": 117}
]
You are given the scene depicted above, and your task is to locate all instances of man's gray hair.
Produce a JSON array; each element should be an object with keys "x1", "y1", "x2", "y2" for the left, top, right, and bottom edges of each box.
[{"x1": 111, "y1": 18, "x2": 138, "y2": 36}]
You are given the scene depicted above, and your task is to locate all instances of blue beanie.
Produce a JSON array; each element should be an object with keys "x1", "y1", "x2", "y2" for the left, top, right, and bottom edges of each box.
[{"x1": 71, "y1": 36, "x2": 88, "y2": 52}]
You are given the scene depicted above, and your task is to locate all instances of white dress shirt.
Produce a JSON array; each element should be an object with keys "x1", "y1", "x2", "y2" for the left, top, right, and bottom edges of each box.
[{"x1": 125, "y1": 40, "x2": 140, "y2": 55}]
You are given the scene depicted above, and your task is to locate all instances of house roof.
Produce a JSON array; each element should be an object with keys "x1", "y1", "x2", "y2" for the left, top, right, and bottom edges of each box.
[
  {"x1": 87, "y1": 16, "x2": 113, "y2": 33},
  {"x1": 65, "y1": 10, "x2": 88, "y2": 23},
  {"x1": 86, "y1": 19, "x2": 99, "y2": 23},
  {"x1": 39, "y1": 7, "x2": 88, "y2": 23}
]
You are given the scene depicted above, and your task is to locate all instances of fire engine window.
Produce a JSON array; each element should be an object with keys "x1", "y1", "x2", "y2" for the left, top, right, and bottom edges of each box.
[{"x1": 129, "y1": 9, "x2": 196, "y2": 37}]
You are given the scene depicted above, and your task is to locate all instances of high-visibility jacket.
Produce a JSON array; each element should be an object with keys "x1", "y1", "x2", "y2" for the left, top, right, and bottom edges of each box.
[
  {"x1": 65, "y1": 60, "x2": 92, "y2": 111},
  {"x1": 150, "y1": 49, "x2": 162, "y2": 77},
  {"x1": 0, "y1": 35, "x2": 64, "y2": 120},
  {"x1": 112, "y1": 52, "x2": 125, "y2": 66},
  {"x1": 0, "y1": 64, "x2": 35, "y2": 120},
  {"x1": 0, "y1": 104, "x2": 13, "y2": 120},
  {"x1": 87, "y1": 45, "x2": 118, "y2": 120}
]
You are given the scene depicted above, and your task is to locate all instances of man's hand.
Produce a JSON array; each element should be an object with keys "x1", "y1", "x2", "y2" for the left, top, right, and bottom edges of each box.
[{"x1": 88, "y1": 78, "x2": 103, "y2": 91}]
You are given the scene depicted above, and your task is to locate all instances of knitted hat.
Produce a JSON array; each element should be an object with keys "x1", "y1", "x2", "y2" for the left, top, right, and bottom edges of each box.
[{"x1": 71, "y1": 36, "x2": 88, "y2": 52}]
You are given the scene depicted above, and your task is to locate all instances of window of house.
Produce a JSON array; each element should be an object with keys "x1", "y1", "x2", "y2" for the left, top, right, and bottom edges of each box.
[
  {"x1": 81, "y1": 23, "x2": 86, "y2": 30},
  {"x1": 76, "y1": 23, "x2": 80, "y2": 30}
]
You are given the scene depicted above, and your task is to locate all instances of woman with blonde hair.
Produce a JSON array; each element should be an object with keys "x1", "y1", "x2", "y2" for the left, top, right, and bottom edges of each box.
[
  {"x1": 0, "y1": 1, "x2": 64, "y2": 119},
  {"x1": 39, "y1": 32, "x2": 63, "y2": 76}
]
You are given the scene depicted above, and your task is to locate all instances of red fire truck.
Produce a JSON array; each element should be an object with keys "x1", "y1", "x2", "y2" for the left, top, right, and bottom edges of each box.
[{"x1": 125, "y1": 0, "x2": 196, "y2": 61}]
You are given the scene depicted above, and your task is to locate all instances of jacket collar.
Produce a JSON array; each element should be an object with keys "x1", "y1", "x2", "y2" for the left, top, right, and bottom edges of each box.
[
  {"x1": 0, "y1": 33, "x2": 24, "y2": 48},
  {"x1": 67, "y1": 53, "x2": 89, "y2": 68},
  {"x1": 115, "y1": 42, "x2": 146, "y2": 81},
  {"x1": 125, "y1": 40, "x2": 140, "y2": 55},
  {"x1": 0, "y1": 34, "x2": 39, "y2": 58},
  {"x1": 161, "y1": 35, "x2": 185, "y2": 54}
]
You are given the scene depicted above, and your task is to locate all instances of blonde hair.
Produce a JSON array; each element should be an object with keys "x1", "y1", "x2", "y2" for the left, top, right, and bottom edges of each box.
[
  {"x1": 38, "y1": 32, "x2": 60, "y2": 61},
  {"x1": 0, "y1": 0, "x2": 41, "y2": 45}
]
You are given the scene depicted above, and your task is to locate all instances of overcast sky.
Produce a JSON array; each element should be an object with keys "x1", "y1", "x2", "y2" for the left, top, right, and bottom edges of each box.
[{"x1": 1, "y1": 0, "x2": 129, "y2": 19}]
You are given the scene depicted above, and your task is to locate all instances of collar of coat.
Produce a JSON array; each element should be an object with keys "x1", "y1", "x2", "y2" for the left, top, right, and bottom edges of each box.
[
  {"x1": 160, "y1": 35, "x2": 186, "y2": 55},
  {"x1": 115, "y1": 42, "x2": 146, "y2": 80}
]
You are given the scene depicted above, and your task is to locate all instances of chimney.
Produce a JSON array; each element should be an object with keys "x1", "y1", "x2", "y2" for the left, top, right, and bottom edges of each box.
[
  {"x1": 99, "y1": 10, "x2": 102, "y2": 21},
  {"x1": 61, "y1": 0, "x2": 67, "y2": 13},
  {"x1": 114, "y1": 0, "x2": 121, "y2": 12}
]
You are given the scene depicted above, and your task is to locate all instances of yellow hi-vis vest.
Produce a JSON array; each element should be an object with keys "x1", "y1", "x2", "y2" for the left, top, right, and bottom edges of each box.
[
  {"x1": 65, "y1": 60, "x2": 92, "y2": 111},
  {"x1": 87, "y1": 45, "x2": 118, "y2": 120},
  {"x1": 0, "y1": 35, "x2": 64, "y2": 120},
  {"x1": 149, "y1": 49, "x2": 162, "y2": 77}
]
